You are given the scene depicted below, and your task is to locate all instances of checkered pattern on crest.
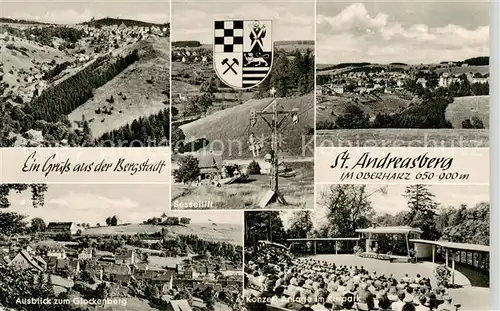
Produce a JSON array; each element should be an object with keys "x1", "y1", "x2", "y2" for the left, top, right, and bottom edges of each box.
[{"x1": 214, "y1": 20, "x2": 244, "y2": 53}]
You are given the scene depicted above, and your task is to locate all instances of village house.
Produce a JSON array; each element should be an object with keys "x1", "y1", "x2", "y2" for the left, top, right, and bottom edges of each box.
[
  {"x1": 8, "y1": 249, "x2": 44, "y2": 272},
  {"x1": 439, "y1": 73, "x2": 461, "y2": 88},
  {"x1": 46, "y1": 222, "x2": 78, "y2": 235},
  {"x1": 178, "y1": 265, "x2": 194, "y2": 279},
  {"x1": 196, "y1": 153, "x2": 221, "y2": 180},
  {"x1": 47, "y1": 247, "x2": 67, "y2": 259},
  {"x1": 416, "y1": 78, "x2": 427, "y2": 88},
  {"x1": 114, "y1": 249, "x2": 136, "y2": 265},
  {"x1": 100, "y1": 263, "x2": 132, "y2": 284},
  {"x1": 57, "y1": 259, "x2": 80, "y2": 274},
  {"x1": 330, "y1": 84, "x2": 344, "y2": 94},
  {"x1": 355, "y1": 86, "x2": 368, "y2": 94},
  {"x1": 166, "y1": 299, "x2": 193, "y2": 311},
  {"x1": 78, "y1": 248, "x2": 93, "y2": 260},
  {"x1": 471, "y1": 76, "x2": 489, "y2": 84}
]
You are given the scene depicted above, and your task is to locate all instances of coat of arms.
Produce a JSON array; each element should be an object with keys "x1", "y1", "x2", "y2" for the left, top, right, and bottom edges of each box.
[{"x1": 213, "y1": 20, "x2": 273, "y2": 89}]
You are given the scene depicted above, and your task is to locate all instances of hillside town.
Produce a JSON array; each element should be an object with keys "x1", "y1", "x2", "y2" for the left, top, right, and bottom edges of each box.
[
  {"x1": 1, "y1": 21, "x2": 169, "y2": 104},
  {"x1": 0, "y1": 17, "x2": 171, "y2": 148},
  {"x1": 316, "y1": 62, "x2": 489, "y2": 97},
  {"x1": 172, "y1": 46, "x2": 211, "y2": 65}
]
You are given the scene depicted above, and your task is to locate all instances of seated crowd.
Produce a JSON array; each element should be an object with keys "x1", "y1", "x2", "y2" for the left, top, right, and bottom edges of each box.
[{"x1": 243, "y1": 245, "x2": 457, "y2": 311}]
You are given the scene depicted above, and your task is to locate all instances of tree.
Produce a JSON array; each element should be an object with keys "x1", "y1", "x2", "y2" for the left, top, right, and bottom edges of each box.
[
  {"x1": 441, "y1": 202, "x2": 489, "y2": 245},
  {"x1": 173, "y1": 155, "x2": 200, "y2": 184},
  {"x1": 195, "y1": 93, "x2": 214, "y2": 116},
  {"x1": 270, "y1": 53, "x2": 291, "y2": 97},
  {"x1": 145, "y1": 283, "x2": 159, "y2": 300},
  {"x1": 171, "y1": 126, "x2": 185, "y2": 151},
  {"x1": 288, "y1": 211, "x2": 313, "y2": 238},
  {"x1": 247, "y1": 160, "x2": 261, "y2": 174},
  {"x1": 319, "y1": 185, "x2": 385, "y2": 237},
  {"x1": 200, "y1": 76, "x2": 218, "y2": 94},
  {"x1": 105, "y1": 217, "x2": 112, "y2": 226},
  {"x1": 376, "y1": 211, "x2": 408, "y2": 227},
  {"x1": 110, "y1": 215, "x2": 118, "y2": 226},
  {"x1": 462, "y1": 119, "x2": 473, "y2": 129},
  {"x1": 0, "y1": 184, "x2": 48, "y2": 208},
  {"x1": 0, "y1": 267, "x2": 84, "y2": 311},
  {"x1": 471, "y1": 116, "x2": 485, "y2": 129},
  {"x1": 80, "y1": 120, "x2": 94, "y2": 147},
  {"x1": 31, "y1": 217, "x2": 47, "y2": 233},
  {"x1": 403, "y1": 185, "x2": 439, "y2": 240},
  {"x1": 335, "y1": 105, "x2": 370, "y2": 129},
  {"x1": 171, "y1": 106, "x2": 179, "y2": 117},
  {"x1": 0, "y1": 211, "x2": 28, "y2": 235},
  {"x1": 244, "y1": 211, "x2": 287, "y2": 245},
  {"x1": 184, "y1": 99, "x2": 201, "y2": 117},
  {"x1": 94, "y1": 282, "x2": 110, "y2": 301}
]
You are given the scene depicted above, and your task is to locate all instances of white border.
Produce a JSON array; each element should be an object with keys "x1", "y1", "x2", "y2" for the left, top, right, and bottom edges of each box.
[{"x1": 490, "y1": 1, "x2": 499, "y2": 309}]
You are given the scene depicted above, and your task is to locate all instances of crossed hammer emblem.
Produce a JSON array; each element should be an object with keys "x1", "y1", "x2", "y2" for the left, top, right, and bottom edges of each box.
[{"x1": 221, "y1": 58, "x2": 239, "y2": 75}]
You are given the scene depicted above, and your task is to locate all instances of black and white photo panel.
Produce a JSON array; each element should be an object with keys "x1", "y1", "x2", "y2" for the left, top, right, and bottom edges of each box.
[
  {"x1": 0, "y1": 1, "x2": 170, "y2": 148},
  {"x1": 0, "y1": 183, "x2": 244, "y2": 310},
  {"x1": 171, "y1": 0, "x2": 315, "y2": 209},
  {"x1": 244, "y1": 184, "x2": 490, "y2": 310},
  {"x1": 316, "y1": 1, "x2": 490, "y2": 148}
]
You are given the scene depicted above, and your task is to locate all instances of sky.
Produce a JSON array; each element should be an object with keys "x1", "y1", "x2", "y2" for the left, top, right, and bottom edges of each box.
[
  {"x1": 281, "y1": 184, "x2": 489, "y2": 229},
  {"x1": 172, "y1": 0, "x2": 315, "y2": 43},
  {"x1": 1, "y1": 0, "x2": 169, "y2": 24},
  {"x1": 4, "y1": 184, "x2": 242, "y2": 225},
  {"x1": 317, "y1": 1, "x2": 490, "y2": 64}
]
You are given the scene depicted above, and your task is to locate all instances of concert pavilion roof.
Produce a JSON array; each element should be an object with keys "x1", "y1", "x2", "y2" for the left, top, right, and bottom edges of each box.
[
  {"x1": 356, "y1": 226, "x2": 423, "y2": 234},
  {"x1": 409, "y1": 239, "x2": 490, "y2": 253}
]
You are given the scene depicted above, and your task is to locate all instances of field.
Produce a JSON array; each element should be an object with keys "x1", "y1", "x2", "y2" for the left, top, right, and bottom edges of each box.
[
  {"x1": 317, "y1": 63, "x2": 489, "y2": 76},
  {"x1": 171, "y1": 161, "x2": 314, "y2": 209},
  {"x1": 0, "y1": 32, "x2": 73, "y2": 101},
  {"x1": 436, "y1": 65, "x2": 489, "y2": 75},
  {"x1": 316, "y1": 128, "x2": 489, "y2": 147},
  {"x1": 146, "y1": 255, "x2": 193, "y2": 269},
  {"x1": 171, "y1": 60, "x2": 255, "y2": 120},
  {"x1": 275, "y1": 40, "x2": 314, "y2": 54},
  {"x1": 316, "y1": 93, "x2": 411, "y2": 125},
  {"x1": 179, "y1": 94, "x2": 314, "y2": 159},
  {"x1": 82, "y1": 222, "x2": 242, "y2": 245},
  {"x1": 68, "y1": 37, "x2": 170, "y2": 138},
  {"x1": 445, "y1": 96, "x2": 489, "y2": 129}
]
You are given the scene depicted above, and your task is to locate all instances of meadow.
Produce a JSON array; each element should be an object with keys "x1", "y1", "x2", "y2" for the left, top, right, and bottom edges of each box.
[
  {"x1": 171, "y1": 161, "x2": 314, "y2": 209},
  {"x1": 82, "y1": 222, "x2": 242, "y2": 245},
  {"x1": 445, "y1": 95, "x2": 489, "y2": 129},
  {"x1": 68, "y1": 37, "x2": 170, "y2": 138},
  {"x1": 178, "y1": 94, "x2": 314, "y2": 159}
]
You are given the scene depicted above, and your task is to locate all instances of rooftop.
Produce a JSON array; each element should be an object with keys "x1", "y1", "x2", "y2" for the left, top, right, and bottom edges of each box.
[
  {"x1": 409, "y1": 239, "x2": 489, "y2": 253},
  {"x1": 356, "y1": 226, "x2": 423, "y2": 234}
]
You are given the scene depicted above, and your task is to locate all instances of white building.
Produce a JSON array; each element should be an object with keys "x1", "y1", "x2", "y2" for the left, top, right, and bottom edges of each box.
[{"x1": 47, "y1": 248, "x2": 67, "y2": 259}]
